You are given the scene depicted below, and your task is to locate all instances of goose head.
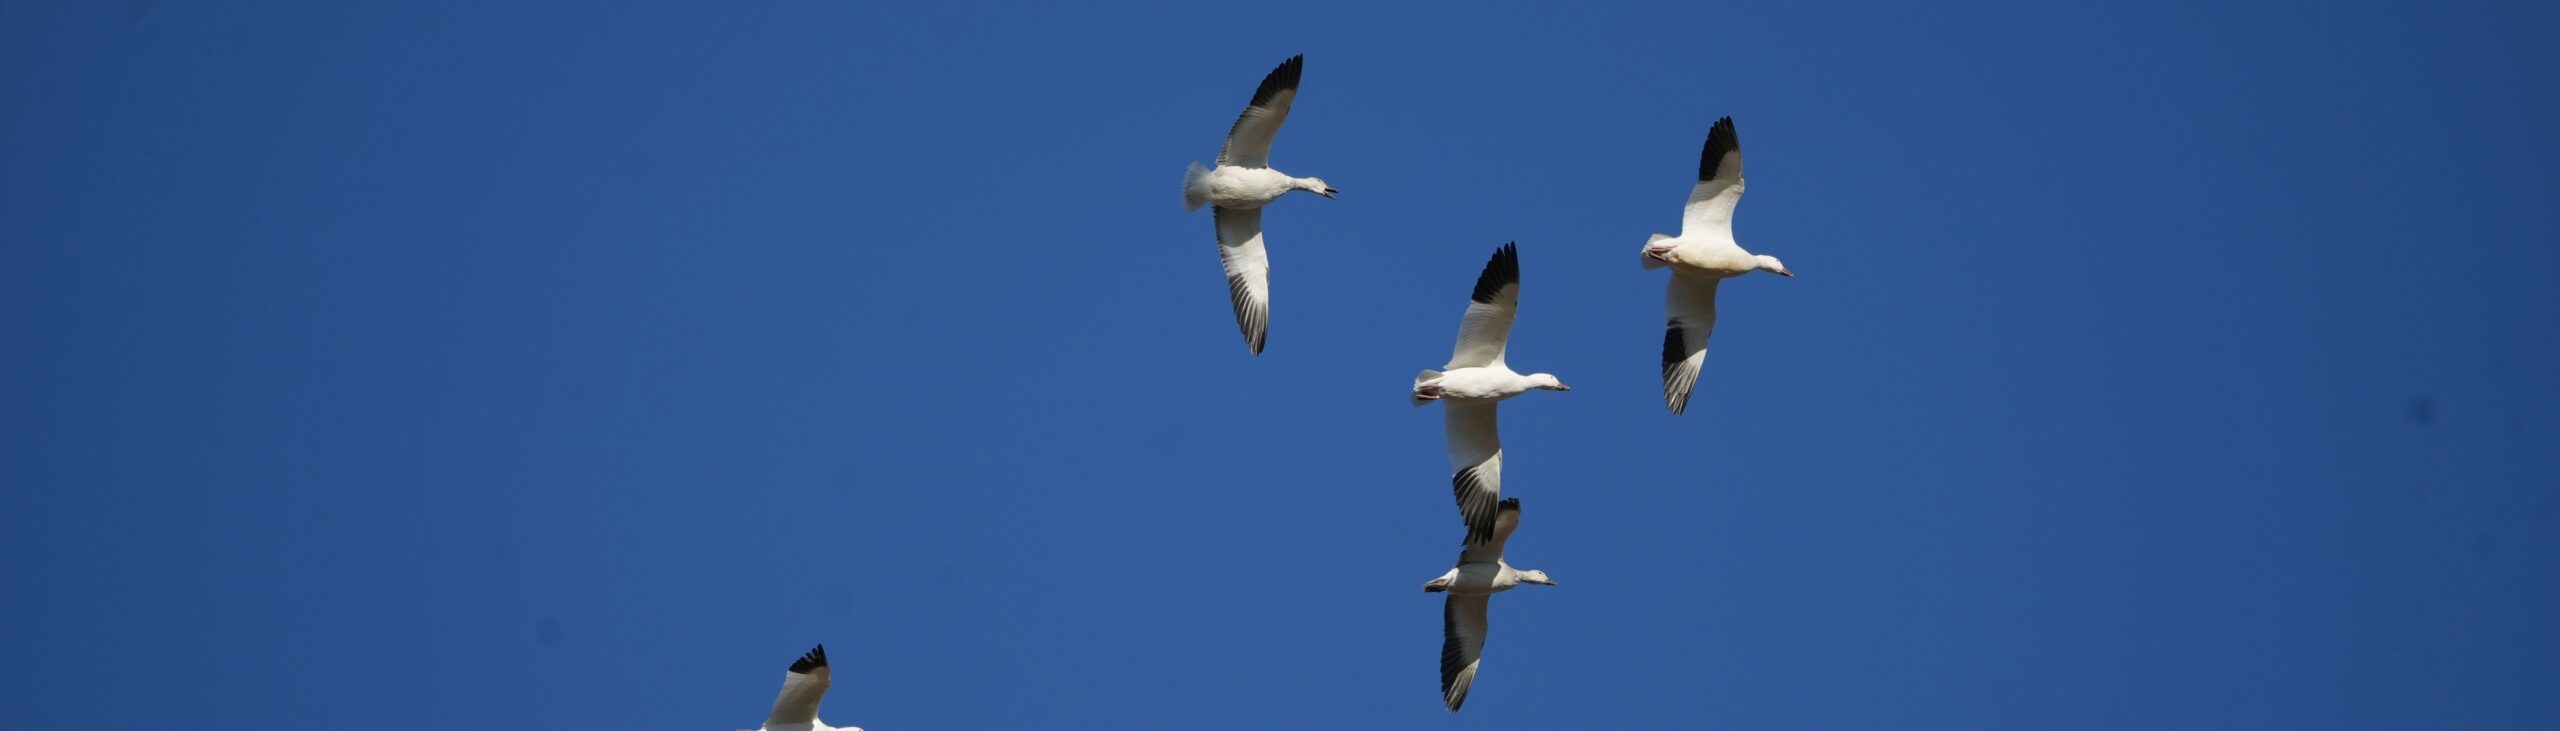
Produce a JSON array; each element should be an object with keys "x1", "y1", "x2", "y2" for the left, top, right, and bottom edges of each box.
[{"x1": 1755, "y1": 254, "x2": 1794, "y2": 278}]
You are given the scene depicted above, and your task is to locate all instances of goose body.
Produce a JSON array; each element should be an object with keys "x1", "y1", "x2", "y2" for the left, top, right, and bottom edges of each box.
[
  {"x1": 1423, "y1": 366, "x2": 1548, "y2": 402},
  {"x1": 1188, "y1": 165, "x2": 1313, "y2": 210},
  {"x1": 1425, "y1": 558, "x2": 1537, "y2": 596}
]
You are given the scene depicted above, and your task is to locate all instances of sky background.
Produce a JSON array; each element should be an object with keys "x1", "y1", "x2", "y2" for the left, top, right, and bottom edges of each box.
[{"x1": 5, "y1": 1, "x2": 2558, "y2": 728}]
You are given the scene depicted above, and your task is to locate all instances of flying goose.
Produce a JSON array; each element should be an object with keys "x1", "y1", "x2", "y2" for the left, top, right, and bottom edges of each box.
[
  {"x1": 745, "y1": 645, "x2": 861, "y2": 731},
  {"x1": 1412, "y1": 243, "x2": 1569, "y2": 544},
  {"x1": 1180, "y1": 54, "x2": 1337, "y2": 355},
  {"x1": 1639, "y1": 116, "x2": 1794, "y2": 414},
  {"x1": 1422, "y1": 498, "x2": 1556, "y2": 712}
]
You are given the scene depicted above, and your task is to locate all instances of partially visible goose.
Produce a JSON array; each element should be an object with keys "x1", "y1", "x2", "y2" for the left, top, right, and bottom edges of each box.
[
  {"x1": 1180, "y1": 54, "x2": 1338, "y2": 355},
  {"x1": 744, "y1": 645, "x2": 862, "y2": 731},
  {"x1": 1422, "y1": 498, "x2": 1556, "y2": 712},
  {"x1": 1412, "y1": 243, "x2": 1569, "y2": 545},
  {"x1": 1639, "y1": 116, "x2": 1794, "y2": 414}
]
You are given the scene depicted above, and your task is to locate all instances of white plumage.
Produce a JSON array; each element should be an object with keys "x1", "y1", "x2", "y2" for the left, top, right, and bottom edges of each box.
[
  {"x1": 1640, "y1": 116, "x2": 1794, "y2": 415},
  {"x1": 745, "y1": 645, "x2": 861, "y2": 731},
  {"x1": 1180, "y1": 55, "x2": 1336, "y2": 355},
  {"x1": 1421, "y1": 499, "x2": 1556, "y2": 712},
  {"x1": 1412, "y1": 243, "x2": 1569, "y2": 545}
]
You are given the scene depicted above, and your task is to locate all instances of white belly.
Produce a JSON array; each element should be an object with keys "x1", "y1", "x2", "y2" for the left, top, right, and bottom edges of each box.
[
  {"x1": 1444, "y1": 562, "x2": 1517, "y2": 596},
  {"x1": 1437, "y1": 366, "x2": 1529, "y2": 402},
  {"x1": 1205, "y1": 166, "x2": 1294, "y2": 208},
  {"x1": 1666, "y1": 238, "x2": 1758, "y2": 278}
]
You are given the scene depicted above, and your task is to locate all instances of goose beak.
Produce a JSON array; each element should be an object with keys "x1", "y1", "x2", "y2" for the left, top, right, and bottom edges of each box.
[
  {"x1": 1776, "y1": 269, "x2": 1795, "y2": 278},
  {"x1": 1320, "y1": 188, "x2": 1338, "y2": 199}
]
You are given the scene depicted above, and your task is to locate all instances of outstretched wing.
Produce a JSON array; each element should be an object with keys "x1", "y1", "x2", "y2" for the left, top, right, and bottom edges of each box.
[
  {"x1": 1445, "y1": 243, "x2": 1519, "y2": 370},
  {"x1": 1661, "y1": 275, "x2": 1720, "y2": 415},
  {"x1": 765, "y1": 644, "x2": 830, "y2": 727},
  {"x1": 1678, "y1": 117, "x2": 1744, "y2": 241},
  {"x1": 1217, "y1": 55, "x2": 1303, "y2": 169},
  {"x1": 1214, "y1": 206, "x2": 1271, "y2": 354},
  {"x1": 1458, "y1": 498, "x2": 1521, "y2": 565},
  {"x1": 1440, "y1": 594, "x2": 1491, "y2": 712},
  {"x1": 1445, "y1": 401, "x2": 1503, "y2": 545}
]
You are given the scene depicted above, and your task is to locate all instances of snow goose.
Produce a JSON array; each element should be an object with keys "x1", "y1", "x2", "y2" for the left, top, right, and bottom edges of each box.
[
  {"x1": 745, "y1": 645, "x2": 862, "y2": 731},
  {"x1": 1422, "y1": 498, "x2": 1555, "y2": 712},
  {"x1": 1411, "y1": 243, "x2": 1569, "y2": 545},
  {"x1": 1180, "y1": 55, "x2": 1337, "y2": 355},
  {"x1": 1639, "y1": 117, "x2": 1794, "y2": 414}
]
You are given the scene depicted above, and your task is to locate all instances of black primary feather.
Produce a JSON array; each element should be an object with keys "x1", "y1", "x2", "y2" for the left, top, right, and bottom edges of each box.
[
  {"x1": 1453, "y1": 466, "x2": 1498, "y2": 545},
  {"x1": 1698, "y1": 116, "x2": 1739, "y2": 182},
  {"x1": 787, "y1": 644, "x2": 827, "y2": 673},
  {"x1": 1469, "y1": 243, "x2": 1519, "y2": 305},
  {"x1": 1245, "y1": 55, "x2": 1304, "y2": 109}
]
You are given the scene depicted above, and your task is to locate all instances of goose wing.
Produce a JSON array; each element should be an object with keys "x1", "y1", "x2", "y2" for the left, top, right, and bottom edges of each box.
[
  {"x1": 1678, "y1": 117, "x2": 1745, "y2": 241},
  {"x1": 1214, "y1": 206, "x2": 1271, "y2": 354},
  {"x1": 1660, "y1": 275, "x2": 1720, "y2": 415},
  {"x1": 1445, "y1": 401, "x2": 1504, "y2": 545},
  {"x1": 1458, "y1": 498, "x2": 1521, "y2": 565},
  {"x1": 1217, "y1": 55, "x2": 1303, "y2": 169},
  {"x1": 1445, "y1": 243, "x2": 1519, "y2": 369},
  {"x1": 1440, "y1": 594, "x2": 1491, "y2": 712},
  {"x1": 764, "y1": 644, "x2": 830, "y2": 727}
]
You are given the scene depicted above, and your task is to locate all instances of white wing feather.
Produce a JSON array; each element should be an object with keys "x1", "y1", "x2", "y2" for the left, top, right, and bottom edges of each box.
[
  {"x1": 1441, "y1": 594, "x2": 1490, "y2": 712},
  {"x1": 1214, "y1": 207, "x2": 1271, "y2": 354},
  {"x1": 1661, "y1": 276, "x2": 1720, "y2": 415},
  {"x1": 1445, "y1": 401, "x2": 1503, "y2": 545},
  {"x1": 1445, "y1": 243, "x2": 1519, "y2": 369},
  {"x1": 1217, "y1": 56, "x2": 1302, "y2": 170},
  {"x1": 1679, "y1": 117, "x2": 1745, "y2": 241},
  {"x1": 765, "y1": 645, "x2": 830, "y2": 727}
]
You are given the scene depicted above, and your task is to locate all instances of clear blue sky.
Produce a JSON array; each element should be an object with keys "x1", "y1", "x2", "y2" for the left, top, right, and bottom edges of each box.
[{"x1": 6, "y1": 2, "x2": 2557, "y2": 728}]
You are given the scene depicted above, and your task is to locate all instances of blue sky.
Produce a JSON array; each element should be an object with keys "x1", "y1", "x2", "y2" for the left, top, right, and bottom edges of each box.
[{"x1": 5, "y1": 1, "x2": 2557, "y2": 728}]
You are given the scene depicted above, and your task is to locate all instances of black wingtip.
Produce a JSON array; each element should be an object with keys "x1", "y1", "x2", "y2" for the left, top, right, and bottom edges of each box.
[
  {"x1": 1453, "y1": 467, "x2": 1498, "y2": 545},
  {"x1": 1698, "y1": 116, "x2": 1739, "y2": 182},
  {"x1": 1660, "y1": 319, "x2": 1685, "y2": 373},
  {"x1": 1439, "y1": 599, "x2": 1473, "y2": 712},
  {"x1": 1468, "y1": 243, "x2": 1520, "y2": 305},
  {"x1": 788, "y1": 644, "x2": 827, "y2": 673},
  {"x1": 1662, "y1": 319, "x2": 1694, "y2": 416},
  {"x1": 1247, "y1": 55, "x2": 1305, "y2": 108}
]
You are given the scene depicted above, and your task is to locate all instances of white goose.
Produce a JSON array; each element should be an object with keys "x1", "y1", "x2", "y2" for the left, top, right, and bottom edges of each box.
[
  {"x1": 1640, "y1": 116, "x2": 1794, "y2": 414},
  {"x1": 1181, "y1": 54, "x2": 1337, "y2": 355},
  {"x1": 744, "y1": 645, "x2": 862, "y2": 731},
  {"x1": 1411, "y1": 243, "x2": 1569, "y2": 545},
  {"x1": 1422, "y1": 498, "x2": 1555, "y2": 712}
]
